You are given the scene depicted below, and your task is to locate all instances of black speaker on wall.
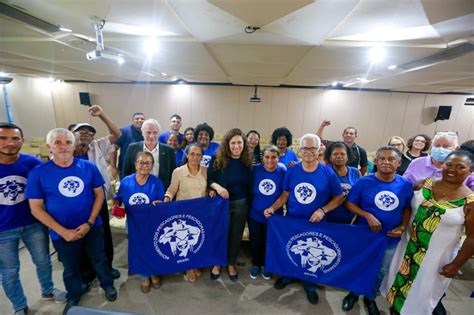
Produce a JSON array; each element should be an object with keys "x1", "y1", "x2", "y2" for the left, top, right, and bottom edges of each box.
[
  {"x1": 79, "y1": 92, "x2": 91, "y2": 106},
  {"x1": 434, "y1": 105, "x2": 452, "y2": 122}
]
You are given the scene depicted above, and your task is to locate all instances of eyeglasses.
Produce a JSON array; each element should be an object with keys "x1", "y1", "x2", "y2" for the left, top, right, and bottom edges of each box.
[
  {"x1": 78, "y1": 131, "x2": 95, "y2": 136},
  {"x1": 136, "y1": 160, "x2": 152, "y2": 166},
  {"x1": 300, "y1": 147, "x2": 318, "y2": 152},
  {"x1": 188, "y1": 152, "x2": 203, "y2": 157}
]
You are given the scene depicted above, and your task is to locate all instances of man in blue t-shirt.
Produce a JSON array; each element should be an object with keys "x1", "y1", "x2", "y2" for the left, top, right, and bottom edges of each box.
[
  {"x1": 0, "y1": 123, "x2": 65, "y2": 314},
  {"x1": 264, "y1": 134, "x2": 344, "y2": 306},
  {"x1": 342, "y1": 146, "x2": 413, "y2": 315},
  {"x1": 25, "y1": 128, "x2": 118, "y2": 314},
  {"x1": 110, "y1": 112, "x2": 145, "y2": 179},
  {"x1": 158, "y1": 114, "x2": 184, "y2": 145}
]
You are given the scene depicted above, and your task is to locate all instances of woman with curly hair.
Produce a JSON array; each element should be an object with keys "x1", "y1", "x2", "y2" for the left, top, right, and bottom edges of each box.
[
  {"x1": 406, "y1": 134, "x2": 431, "y2": 160},
  {"x1": 247, "y1": 130, "x2": 262, "y2": 165},
  {"x1": 180, "y1": 127, "x2": 195, "y2": 150},
  {"x1": 194, "y1": 123, "x2": 220, "y2": 168},
  {"x1": 271, "y1": 127, "x2": 298, "y2": 167},
  {"x1": 207, "y1": 128, "x2": 252, "y2": 281}
]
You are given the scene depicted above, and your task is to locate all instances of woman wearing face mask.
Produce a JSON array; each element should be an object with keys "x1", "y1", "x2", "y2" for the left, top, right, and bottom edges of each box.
[{"x1": 404, "y1": 131, "x2": 474, "y2": 191}]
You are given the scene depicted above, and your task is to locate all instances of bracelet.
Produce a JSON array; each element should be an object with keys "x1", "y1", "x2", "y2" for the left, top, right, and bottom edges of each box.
[
  {"x1": 86, "y1": 221, "x2": 94, "y2": 227},
  {"x1": 319, "y1": 207, "x2": 327, "y2": 215}
]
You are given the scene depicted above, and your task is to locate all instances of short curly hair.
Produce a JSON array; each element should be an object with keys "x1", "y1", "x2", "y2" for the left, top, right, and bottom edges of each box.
[
  {"x1": 407, "y1": 134, "x2": 431, "y2": 152},
  {"x1": 271, "y1": 127, "x2": 292, "y2": 148},
  {"x1": 194, "y1": 123, "x2": 214, "y2": 141}
]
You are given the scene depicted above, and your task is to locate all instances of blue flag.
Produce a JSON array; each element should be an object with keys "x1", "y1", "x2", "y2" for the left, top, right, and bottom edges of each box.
[
  {"x1": 127, "y1": 197, "x2": 229, "y2": 275},
  {"x1": 266, "y1": 215, "x2": 388, "y2": 297}
]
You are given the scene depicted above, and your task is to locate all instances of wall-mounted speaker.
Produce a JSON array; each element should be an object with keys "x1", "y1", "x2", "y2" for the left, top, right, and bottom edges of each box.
[
  {"x1": 434, "y1": 105, "x2": 452, "y2": 122},
  {"x1": 79, "y1": 92, "x2": 91, "y2": 106}
]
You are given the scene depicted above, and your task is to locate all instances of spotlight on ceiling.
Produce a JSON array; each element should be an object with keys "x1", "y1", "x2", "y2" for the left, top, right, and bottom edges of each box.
[
  {"x1": 144, "y1": 37, "x2": 159, "y2": 55},
  {"x1": 250, "y1": 86, "x2": 261, "y2": 103},
  {"x1": 357, "y1": 77, "x2": 370, "y2": 83},
  {"x1": 387, "y1": 64, "x2": 397, "y2": 70},
  {"x1": 331, "y1": 81, "x2": 342, "y2": 87},
  {"x1": 369, "y1": 46, "x2": 385, "y2": 63}
]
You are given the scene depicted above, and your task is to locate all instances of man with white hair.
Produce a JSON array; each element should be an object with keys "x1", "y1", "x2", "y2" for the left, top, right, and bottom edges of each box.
[
  {"x1": 264, "y1": 133, "x2": 344, "y2": 305},
  {"x1": 404, "y1": 131, "x2": 474, "y2": 190},
  {"x1": 26, "y1": 128, "x2": 117, "y2": 315},
  {"x1": 122, "y1": 118, "x2": 176, "y2": 189}
]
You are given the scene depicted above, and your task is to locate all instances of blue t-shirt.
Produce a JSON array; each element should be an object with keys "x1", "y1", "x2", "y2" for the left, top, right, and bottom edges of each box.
[
  {"x1": 25, "y1": 159, "x2": 105, "y2": 240},
  {"x1": 325, "y1": 166, "x2": 360, "y2": 224},
  {"x1": 0, "y1": 154, "x2": 41, "y2": 232},
  {"x1": 115, "y1": 125, "x2": 144, "y2": 174},
  {"x1": 284, "y1": 162, "x2": 343, "y2": 219},
  {"x1": 115, "y1": 174, "x2": 164, "y2": 209},
  {"x1": 158, "y1": 131, "x2": 184, "y2": 145},
  {"x1": 279, "y1": 149, "x2": 298, "y2": 167},
  {"x1": 347, "y1": 174, "x2": 413, "y2": 245},
  {"x1": 175, "y1": 149, "x2": 186, "y2": 166},
  {"x1": 250, "y1": 164, "x2": 286, "y2": 224},
  {"x1": 201, "y1": 142, "x2": 220, "y2": 168},
  {"x1": 76, "y1": 153, "x2": 89, "y2": 160}
]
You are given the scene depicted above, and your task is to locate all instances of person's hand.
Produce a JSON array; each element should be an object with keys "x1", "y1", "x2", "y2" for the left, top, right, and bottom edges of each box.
[
  {"x1": 439, "y1": 262, "x2": 460, "y2": 278},
  {"x1": 61, "y1": 229, "x2": 80, "y2": 242},
  {"x1": 75, "y1": 223, "x2": 91, "y2": 239},
  {"x1": 152, "y1": 200, "x2": 163, "y2": 205},
  {"x1": 88, "y1": 105, "x2": 103, "y2": 117},
  {"x1": 216, "y1": 186, "x2": 229, "y2": 199},
  {"x1": 387, "y1": 226, "x2": 405, "y2": 238},
  {"x1": 366, "y1": 213, "x2": 382, "y2": 232},
  {"x1": 288, "y1": 161, "x2": 296, "y2": 167},
  {"x1": 163, "y1": 196, "x2": 171, "y2": 203},
  {"x1": 110, "y1": 166, "x2": 119, "y2": 181},
  {"x1": 263, "y1": 207, "x2": 275, "y2": 218},
  {"x1": 208, "y1": 190, "x2": 217, "y2": 198},
  {"x1": 309, "y1": 208, "x2": 325, "y2": 223},
  {"x1": 321, "y1": 120, "x2": 331, "y2": 127}
]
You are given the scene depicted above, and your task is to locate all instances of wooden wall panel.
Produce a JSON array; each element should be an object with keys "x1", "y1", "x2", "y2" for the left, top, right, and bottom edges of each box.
[
  {"x1": 286, "y1": 88, "x2": 305, "y2": 138},
  {"x1": 253, "y1": 87, "x2": 273, "y2": 142},
  {"x1": 382, "y1": 93, "x2": 409, "y2": 141},
  {"x1": 401, "y1": 94, "x2": 425, "y2": 139},
  {"x1": 237, "y1": 86, "x2": 255, "y2": 132},
  {"x1": 301, "y1": 90, "x2": 323, "y2": 136},
  {"x1": 205, "y1": 86, "x2": 223, "y2": 133},
  {"x1": 270, "y1": 88, "x2": 288, "y2": 130}
]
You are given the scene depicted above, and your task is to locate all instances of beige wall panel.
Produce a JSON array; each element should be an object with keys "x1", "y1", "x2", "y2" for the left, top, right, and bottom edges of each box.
[
  {"x1": 253, "y1": 87, "x2": 273, "y2": 141},
  {"x1": 206, "y1": 86, "x2": 223, "y2": 133},
  {"x1": 221, "y1": 87, "x2": 239, "y2": 136},
  {"x1": 156, "y1": 85, "x2": 177, "y2": 130},
  {"x1": 174, "y1": 85, "x2": 191, "y2": 128},
  {"x1": 59, "y1": 83, "x2": 79, "y2": 129},
  {"x1": 50, "y1": 84, "x2": 67, "y2": 129},
  {"x1": 433, "y1": 95, "x2": 463, "y2": 132},
  {"x1": 301, "y1": 90, "x2": 323, "y2": 136},
  {"x1": 382, "y1": 93, "x2": 409, "y2": 141},
  {"x1": 286, "y1": 88, "x2": 305, "y2": 138},
  {"x1": 270, "y1": 88, "x2": 289, "y2": 130},
  {"x1": 400, "y1": 94, "x2": 426, "y2": 139},
  {"x1": 349, "y1": 91, "x2": 372, "y2": 147},
  {"x1": 190, "y1": 86, "x2": 207, "y2": 128},
  {"x1": 453, "y1": 100, "x2": 474, "y2": 142},
  {"x1": 319, "y1": 90, "x2": 356, "y2": 141},
  {"x1": 237, "y1": 86, "x2": 256, "y2": 133},
  {"x1": 365, "y1": 92, "x2": 391, "y2": 150},
  {"x1": 418, "y1": 94, "x2": 439, "y2": 136}
]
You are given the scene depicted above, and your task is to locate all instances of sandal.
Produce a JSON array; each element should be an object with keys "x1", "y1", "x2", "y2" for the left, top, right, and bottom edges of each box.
[
  {"x1": 151, "y1": 276, "x2": 161, "y2": 289},
  {"x1": 186, "y1": 270, "x2": 197, "y2": 282},
  {"x1": 140, "y1": 281, "x2": 151, "y2": 294}
]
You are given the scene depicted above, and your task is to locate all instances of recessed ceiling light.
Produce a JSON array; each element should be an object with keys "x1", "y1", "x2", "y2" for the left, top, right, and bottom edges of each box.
[
  {"x1": 48, "y1": 77, "x2": 56, "y2": 82},
  {"x1": 143, "y1": 71, "x2": 155, "y2": 77},
  {"x1": 117, "y1": 56, "x2": 125, "y2": 64},
  {"x1": 369, "y1": 46, "x2": 385, "y2": 63},
  {"x1": 160, "y1": 72, "x2": 168, "y2": 77},
  {"x1": 144, "y1": 37, "x2": 159, "y2": 55},
  {"x1": 59, "y1": 26, "x2": 72, "y2": 32},
  {"x1": 387, "y1": 64, "x2": 397, "y2": 70},
  {"x1": 0, "y1": 72, "x2": 8, "y2": 77},
  {"x1": 331, "y1": 81, "x2": 338, "y2": 87},
  {"x1": 357, "y1": 77, "x2": 370, "y2": 83}
]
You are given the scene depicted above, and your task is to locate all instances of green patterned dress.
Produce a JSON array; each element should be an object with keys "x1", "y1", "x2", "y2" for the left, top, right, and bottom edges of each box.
[{"x1": 381, "y1": 178, "x2": 474, "y2": 314}]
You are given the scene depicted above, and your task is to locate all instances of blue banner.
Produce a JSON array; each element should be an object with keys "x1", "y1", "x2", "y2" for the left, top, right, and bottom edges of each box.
[
  {"x1": 127, "y1": 197, "x2": 229, "y2": 275},
  {"x1": 266, "y1": 215, "x2": 388, "y2": 297}
]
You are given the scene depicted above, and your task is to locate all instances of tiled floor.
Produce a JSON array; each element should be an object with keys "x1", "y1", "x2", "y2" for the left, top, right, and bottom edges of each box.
[{"x1": 2, "y1": 228, "x2": 473, "y2": 314}]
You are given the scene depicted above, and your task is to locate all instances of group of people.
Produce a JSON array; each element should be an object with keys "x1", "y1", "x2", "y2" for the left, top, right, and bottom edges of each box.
[{"x1": 1, "y1": 107, "x2": 473, "y2": 315}]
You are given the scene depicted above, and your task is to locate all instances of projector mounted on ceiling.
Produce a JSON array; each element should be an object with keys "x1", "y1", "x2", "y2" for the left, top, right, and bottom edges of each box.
[
  {"x1": 86, "y1": 20, "x2": 124, "y2": 64},
  {"x1": 250, "y1": 85, "x2": 261, "y2": 103}
]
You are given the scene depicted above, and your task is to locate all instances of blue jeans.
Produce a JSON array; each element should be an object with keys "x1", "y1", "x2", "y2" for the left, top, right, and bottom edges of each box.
[
  {"x1": 52, "y1": 226, "x2": 113, "y2": 303},
  {"x1": 0, "y1": 223, "x2": 54, "y2": 311}
]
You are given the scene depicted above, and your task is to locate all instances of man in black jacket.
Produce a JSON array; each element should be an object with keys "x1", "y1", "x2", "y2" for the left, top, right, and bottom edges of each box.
[{"x1": 122, "y1": 118, "x2": 176, "y2": 189}]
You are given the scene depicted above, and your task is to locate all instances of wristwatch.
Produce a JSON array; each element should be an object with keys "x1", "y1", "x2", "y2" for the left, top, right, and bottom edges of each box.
[{"x1": 86, "y1": 221, "x2": 94, "y2": 228}]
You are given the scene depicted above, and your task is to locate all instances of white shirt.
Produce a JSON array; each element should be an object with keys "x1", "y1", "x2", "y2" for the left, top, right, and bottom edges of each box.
[{"x1": 143, "y1": 142, "x2": 160, "y2": 177}]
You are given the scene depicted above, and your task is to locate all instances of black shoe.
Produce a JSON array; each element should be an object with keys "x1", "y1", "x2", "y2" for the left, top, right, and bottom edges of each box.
[
  {"x1": 342, "y1": 292, "x2": 359, "y2": 311},
  {"x1": 274, "y1": 277, "x2": 292, "y2": 290},
  {"x1": 305, "y1": 288, "x2": 319, "y2": 305},
  {"x1": 432, "y1": 301, "x2": 446, "y2": 315},
  {"x1": 63, "y1": 301, "x2": 78, "y2": 315},
  {"x1": 363, "y1": 297, "x2": 380, "y2": 315},
  {"x1": 110, "y1": 268, "x2": 121, "y2": 279},
  {"x1": 104, "y1": 286, "x2": 117, "y2": 302},
  {"x1": 81, "y1": 282, "x2": 92, "y2": 295}
]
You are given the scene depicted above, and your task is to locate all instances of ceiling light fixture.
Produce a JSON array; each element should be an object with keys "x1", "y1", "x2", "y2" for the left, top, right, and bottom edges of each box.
[
  {"x1": 369, "y1": 46, "x2": 385, "y2": 63},
  {"x1": 59, "y1": 26, "x2": 72, "y2": 32},
  {"x1": 0, "y1": 72, "x2": 8, "y2": 77},
  {"x1": 387, "y1": 64, "x2": 397, "y2": 70},
  {"x1": 144, "y1": 37, "x2": 159, "y2": 55},
  {"x1": 357, "y1": 77, "x2": 370, "y2": 83},
  {"x1": 117, "y1": 56, "x2": 125, "y2": 64},
  {"x1": 160, "y1": 72, "x2": 168, "y2": 77},
  {"x1": 331, "y1": 81, "x2": 339, "y2": 87}
]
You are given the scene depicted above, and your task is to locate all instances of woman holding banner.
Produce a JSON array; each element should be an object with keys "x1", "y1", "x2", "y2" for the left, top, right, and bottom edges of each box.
[
  {"x1": 113, "y1": 151, "x2": 164, "y2": 293},
  {"x1": 249, "y1": 145, "x2": 286, "y2": 280},
  {"x1": 164, "y1": 143, "x2": 211, "y2": 282},
  {"x1": 264, "y1": 134, "x2": 344, "y2": 305},
  {"x1": 208, "y1": 128, "x2": 252, "y2": 281},
  {"x1": 381, "y1": 150, "x2": 474, "y2": 315}
]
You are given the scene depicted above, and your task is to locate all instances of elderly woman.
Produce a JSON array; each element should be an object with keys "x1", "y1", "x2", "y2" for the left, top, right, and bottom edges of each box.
[
  {"x1": 406, "y1": 134, "x2": 431, "y2": 160},
  {"x1": 246, "y1": 130, "x2": 262, "y2": 165},
  {"x1": 167, "y1": 133, "x2": 185, "y2": 166},
  {"x1": 264, "y1": 134, "x2": 344, "y2": 305},
  {"x1": 271, "y1": 127, "x2": 298, "y2": 167},
  {"x1": 181, "y1": 127, "x2": 195, "y2": 150},
  {"x1": 194, "y1": 123, "x2": 220, "y2": 168},
  {"x1": 373, "y1": 137, "x2": 411, "y2": 175},
  {"x1": 114, "y1": 151, "x2": 164, "y2": 293},
  {"x1": 404, "y1": 131, "x2": 474, "y2": 191},
  {"x1": 208, "y1": 128, "x2": 252, "y2": 281},
  {"x1": 381, "y1": 150, "x2": 474, "y2": 315},
  {"x1": 164, "y1": 143, "x2": 213, "y2": 282},
  {"x1": 323, "y1": 141, "x2": 360, "y2": 223},
  {"x1": 249, "y1": 145, "x2": 286, "y2": 280}
]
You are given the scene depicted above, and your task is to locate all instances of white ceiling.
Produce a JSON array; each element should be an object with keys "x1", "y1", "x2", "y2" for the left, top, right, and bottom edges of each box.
[{"x1": 0, "y1": 0, "x2": 473, "y2": 93}]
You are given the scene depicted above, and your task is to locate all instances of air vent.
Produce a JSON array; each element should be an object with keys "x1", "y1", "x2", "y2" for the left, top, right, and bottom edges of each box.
[{"x1": 0, "y1": 3, "x2": 60, "y2": 33}]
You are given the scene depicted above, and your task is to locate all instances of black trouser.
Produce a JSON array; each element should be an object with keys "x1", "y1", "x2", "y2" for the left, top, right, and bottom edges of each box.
[
  {"x1": 227, "y1": 198, "x2": 249, "y2": 266},
  {"x1": 248, "y1": 217, "x2": 267, "y2": 267},
  {"x1": 81, "y1": 201, "x2": 114, "y2": 283}
]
